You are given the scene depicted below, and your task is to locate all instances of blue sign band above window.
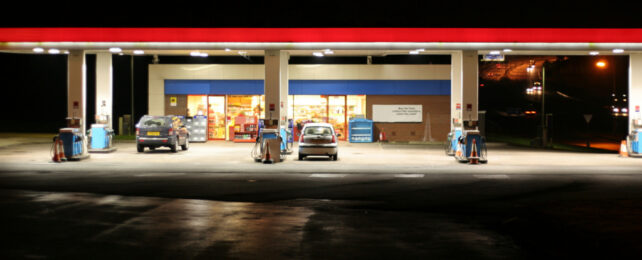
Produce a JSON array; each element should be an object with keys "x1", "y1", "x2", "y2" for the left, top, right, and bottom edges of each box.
[{"x1": 165, "y1": 80, "x2": 450, "y2": 95}]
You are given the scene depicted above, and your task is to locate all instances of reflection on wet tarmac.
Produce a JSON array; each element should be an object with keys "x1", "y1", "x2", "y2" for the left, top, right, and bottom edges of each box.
[{"x1": 0, "y1": 189, "x2": 522, "y2": 259}]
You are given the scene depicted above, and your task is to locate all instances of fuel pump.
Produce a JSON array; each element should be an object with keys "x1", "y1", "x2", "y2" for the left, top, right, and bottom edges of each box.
[
  {"x1": 56, "y1": 117, "x2": 90, "y2": 161},
  {"x1": 279, "y1": 119, "x2": 294, "y2": 154},
  {"x1": 252, "y1": 119, "x2": 286, "y2": 163},
  {"x1": 453, "y1": 120, "x2": 488, "y2": 163},
  {"x1": 88, "y1": 114, "x2": 117, "y2": 153},
  {"x1": 627, "y1": 119, "x2": 642, "y2": 157}
]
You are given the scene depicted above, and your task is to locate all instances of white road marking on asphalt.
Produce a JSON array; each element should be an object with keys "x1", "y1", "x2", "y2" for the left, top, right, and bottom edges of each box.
[
  {"x1": 134, "y1": 173, "x2": 186, "y2": 177},
  {"x1": 394, "y1": 174, "x2": 425, "y2": 178},
  {"x1": 474, "y1": 174, "x2": 509, "y2": 179},
  {"x1": 310, "y1": 174, "x2": 347, "y2": 178}
]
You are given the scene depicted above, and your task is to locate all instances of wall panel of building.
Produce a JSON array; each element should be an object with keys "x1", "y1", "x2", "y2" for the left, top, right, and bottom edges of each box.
[{"x1": 366, "y1": 95, "x2": 450, "y2": 142}]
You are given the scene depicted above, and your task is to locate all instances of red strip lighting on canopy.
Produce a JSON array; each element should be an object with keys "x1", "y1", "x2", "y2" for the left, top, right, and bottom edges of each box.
[{"x1": 1, "y1": 28, "x2": 642, "y2": 43}]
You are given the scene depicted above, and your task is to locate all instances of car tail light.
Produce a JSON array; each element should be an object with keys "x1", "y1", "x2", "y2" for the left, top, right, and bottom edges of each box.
[
  {"x1": 168, "y1": 127, "x2": 174, "y2": 135},
  {"x1": 299, "y1": 134, "x2": 304, "y2": 143},
  {"x1": 136, "y1": 127, "x2": 139, "y2": 136},
  {"x1": 332, "y1": 135, "x2": 336, "y2": 143}
]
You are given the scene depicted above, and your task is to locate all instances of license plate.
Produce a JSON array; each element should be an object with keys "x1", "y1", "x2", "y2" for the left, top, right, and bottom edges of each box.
[{"x1": 147, "y1": 131, "x2": 160, "y2": 136}]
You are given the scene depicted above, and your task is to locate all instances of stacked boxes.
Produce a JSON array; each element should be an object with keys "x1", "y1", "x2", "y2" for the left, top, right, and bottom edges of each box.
[{"x1": 185, "y1": 115, "x2": 208, "y2": 142}]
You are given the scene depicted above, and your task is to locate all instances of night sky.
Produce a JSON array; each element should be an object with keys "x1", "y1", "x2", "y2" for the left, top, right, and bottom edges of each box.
[{"x1": 2, "y1": 1, "x2": 641, "y2": 28}]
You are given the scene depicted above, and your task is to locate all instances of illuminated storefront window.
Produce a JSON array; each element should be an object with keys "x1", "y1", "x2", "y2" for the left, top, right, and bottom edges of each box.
[
  {"x1": 186, "y1": 94, "x2": 365, "y2": 141},
  {"x1": 290, "y1": 95, "x2": 365, "y2": 141},
  {"x1": 328, "y1": 96, "x2": 346, "y2": 139},
  {"x1": 227, "y1": 95, "x2": 264, "y2": 140},
  {"x1": 187, "y1": 95, "x2": 208, "y2": 117},
  {"x1": 348, "y1": 95, "x2": 367, "y2": 119},
  {"x1": 293, "y1": 95, "x2": 328, "y2": 124},
  {"x1": 207, "y1": 96, "x2": 226, "y2": 140}
]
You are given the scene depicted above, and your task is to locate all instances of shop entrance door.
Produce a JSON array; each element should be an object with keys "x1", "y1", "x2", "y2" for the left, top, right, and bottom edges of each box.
[
  {"x1": 328, "y1": 95, "x2": 347, "y2": 140},
  {"x1": 207, "y1": 96, "x2": 226, "y2": 140}
]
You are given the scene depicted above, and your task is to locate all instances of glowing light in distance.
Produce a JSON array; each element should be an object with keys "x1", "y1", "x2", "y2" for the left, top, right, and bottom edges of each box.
[
  {"x1": 313, "y1": 52, "x2": 324, "y2": 57},
  {"x1": 613, "y1": 49, "x2": 624, "y2": 53},
  {"x1": 489, "y1": 50, "x2": 501, "y2": 55},
  {"x1": 589, "y1": 51, "x2": 599, "y2": 55},
  {"x1": 48, "y1": 49, "x2": 60, "y2": 54},
  {"x1": 133, "y1": 50, "x2": 144, "y2": 55},
  {"x1": 109, "y1": 47, "x2": 122, "y2": 53},
  {"x1": 33, "y1": 47, "x2": 44, "y2": 53},
  {"x1": 409, "y1": 50, "x2": 419, "y2": 55},
  {"x1": 596, "y1": 61, "x2": 606, "y2": 68}
]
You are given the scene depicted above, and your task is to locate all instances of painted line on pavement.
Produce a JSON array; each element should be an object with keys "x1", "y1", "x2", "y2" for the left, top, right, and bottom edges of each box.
[
  {"x1": 134, "y1": 173, "x2": 186, "y2": 177},
  {"x1": 474, "y1": 174, "x2": 510, "y2": 179},
  {"x1": 310, "y1": 174, "x2": 347, "y2": 178},
  {"x1": 394, "y1": 174, "x2": 425, "y2": 178}
]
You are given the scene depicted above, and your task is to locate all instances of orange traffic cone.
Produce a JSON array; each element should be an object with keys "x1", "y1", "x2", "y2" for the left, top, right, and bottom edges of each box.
[
  {"x1": 58, "y1": 139, "x2": 67, "y2": 161},
  {"x1": 52, "y1": 139, "x2": 61, "y2": 162},
  {"x1": 264, "y1": 144, "x2": 273, "y2": 164},
  {"x1": 619, "y1": 140, "x2": 629, "y2": 157},
  {"x1": 469, "y1": 138, "x2": 479, "y2": 164},
  {"x1": 455, "y1": 141, "x2": 463, "y2": 158}
]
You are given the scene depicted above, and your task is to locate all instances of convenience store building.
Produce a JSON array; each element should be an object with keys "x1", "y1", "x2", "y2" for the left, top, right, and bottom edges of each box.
[{"x1": 153, "y1": 63, "x2": 451, "y2": 142}]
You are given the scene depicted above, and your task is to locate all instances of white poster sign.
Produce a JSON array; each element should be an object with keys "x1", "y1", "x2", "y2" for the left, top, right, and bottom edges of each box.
[{"x1": 373, "y1": 105, "x2": 422, "y2": 122}]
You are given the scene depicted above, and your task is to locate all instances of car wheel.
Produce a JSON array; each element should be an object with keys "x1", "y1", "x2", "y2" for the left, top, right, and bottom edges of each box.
[
  {"x1": 181, "y1": 137, "x2": 189, "y2": 150},
  {"x1": 298, "y1": 154, "x2": 304, "y2": 161},
  {"x1": 332, "y1": 153, "x2": 338, "y2": 161},
  {"x1": 170, "y1": 141, "x2": 178, "y2": 153},
  {"x1": 137, "y1": 144, "x2": 144, "y2": 153}
]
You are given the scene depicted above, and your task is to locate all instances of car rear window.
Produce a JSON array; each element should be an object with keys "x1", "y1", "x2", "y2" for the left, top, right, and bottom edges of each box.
[
  {"x1": 140, "y1": 117, "x2": 168, "y2": 127},
  {"x1": 304, "y1": 126, "x2": 333, "y2": 136}
]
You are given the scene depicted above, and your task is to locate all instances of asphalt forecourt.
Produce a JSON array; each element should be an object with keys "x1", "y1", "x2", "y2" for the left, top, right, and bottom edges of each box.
[{"x1": 1, "y1": 139, "x2": 641, "y2": 175}]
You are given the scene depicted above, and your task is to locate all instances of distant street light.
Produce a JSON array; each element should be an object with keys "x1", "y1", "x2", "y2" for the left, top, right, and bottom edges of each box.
[
  {"x1": 525, "y1": 63, "x2": 548, "y2": 147},
  {"x1": 596, "y1": 61, "x2": 607, "y2": 68}
]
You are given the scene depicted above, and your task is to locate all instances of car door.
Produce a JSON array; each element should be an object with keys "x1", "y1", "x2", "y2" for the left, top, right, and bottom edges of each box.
[
  {"x1": 172, "y1": 117, "x2": 186, "y2": 145},
  {"x1": 177, "y1": 118, "x2": 189, "y2": 144}
]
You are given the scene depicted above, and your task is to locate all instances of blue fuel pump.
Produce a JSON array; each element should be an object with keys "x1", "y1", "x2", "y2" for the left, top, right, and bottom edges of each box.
[
  {"x1": 57, "y1": 117, "x2": 90, "y2": 161},
  {"x1": 88, "y1": 114, "x2": 117, "y2": 153},
  {"x1": 453, "y1": 129, "x2": 488, "y2": 164},
  {"x1": 627, "y1": 119, "x2": 642, "y2": 157},
  {"x1": 88, "y1": 124, "x2": 116, "y2": 152}
]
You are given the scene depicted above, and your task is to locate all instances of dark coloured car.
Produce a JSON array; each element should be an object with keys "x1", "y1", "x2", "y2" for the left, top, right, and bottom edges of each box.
[{"x1": 136, "y1": 115, "x2": 189, "y2": 153}]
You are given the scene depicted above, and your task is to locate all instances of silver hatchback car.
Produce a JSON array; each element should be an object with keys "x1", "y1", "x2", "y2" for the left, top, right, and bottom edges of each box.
[{"x1": 298, "y1": 123, "x2": 338, "y2": 161}]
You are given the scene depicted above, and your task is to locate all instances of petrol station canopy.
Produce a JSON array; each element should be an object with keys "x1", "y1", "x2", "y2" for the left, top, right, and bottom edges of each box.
[{"x1": 2, "y1": 28, "x2": 642, "y2": 55}]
